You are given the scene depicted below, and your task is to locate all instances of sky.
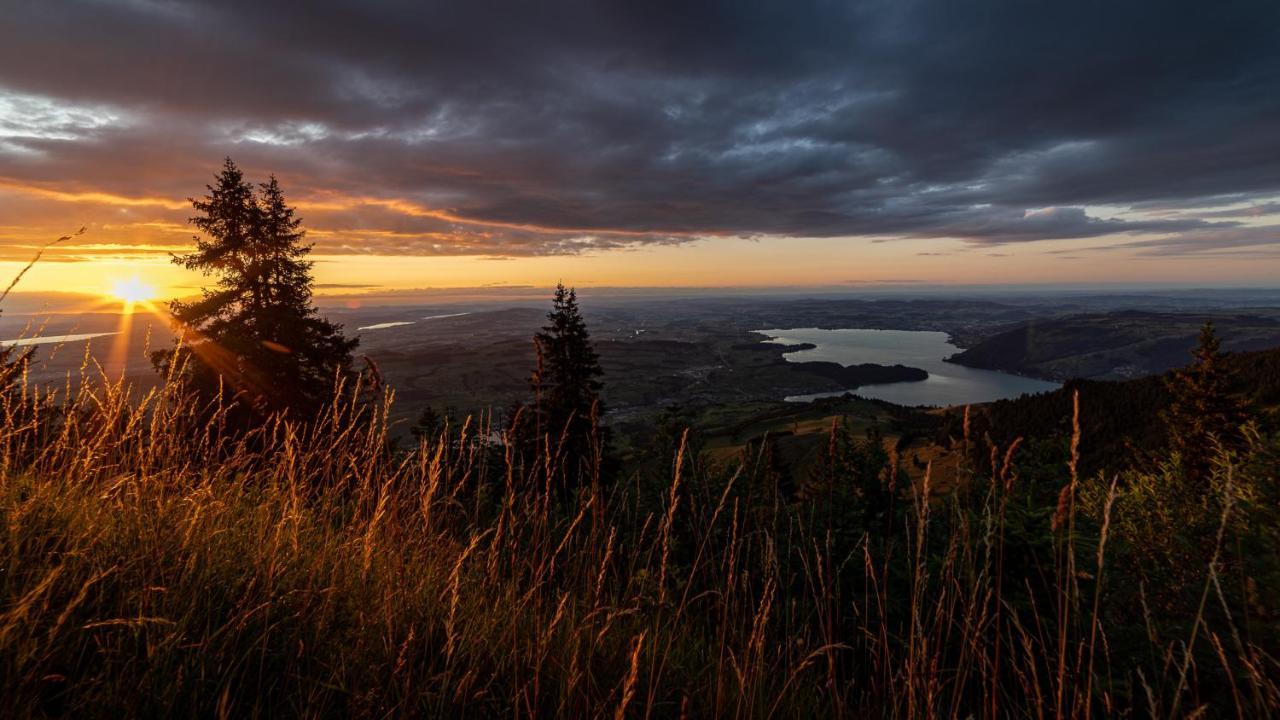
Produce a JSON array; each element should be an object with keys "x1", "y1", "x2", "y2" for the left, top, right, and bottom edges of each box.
[{"x1": 1, "y1": 0, "x2": 1279, "y2": 299}]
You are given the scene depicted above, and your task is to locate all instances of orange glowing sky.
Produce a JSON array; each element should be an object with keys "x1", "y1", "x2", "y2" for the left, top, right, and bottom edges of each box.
[{"x1": 5, "y1": 179, "x2": 1280, "y2": 301}]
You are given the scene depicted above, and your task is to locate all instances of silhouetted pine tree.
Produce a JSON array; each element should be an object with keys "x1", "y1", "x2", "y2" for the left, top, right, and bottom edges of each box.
[
  {"x1": 412, "y1": 404, "x2": 458, "y2": 443},
  {"x1": 528, "y1": 283, "x2": 606, "y2": 487},
  {"x1": 1163, "y1": 322, "x2": 1247, "y2": 483},
  {"x1": 153, "y1": 159, "x2": 357, "y2": 420},
  {"x1": 742, "y1": 432, "x2": 794, "y2": 513},
  {"x1": 804, "y1": 419, "x2": 891, "y2": 537}
]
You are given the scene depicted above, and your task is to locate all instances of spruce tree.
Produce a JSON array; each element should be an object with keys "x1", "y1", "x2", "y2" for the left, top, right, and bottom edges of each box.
[
  {"x1": 412, "y1": 405, "x2": 457, "y2": 443},
  {"x1": 528, "y1": 283, "x2": 606, "y2": 484},
  {"x1": 1163, "y1": 322, "x2": 1246, "y2": 483},
  {"x1": 804, "y1": 419, "x2": 891, "y2": 535},
  {"x1": 154, "y1": 158, "x2": 357, "y2": 419}
]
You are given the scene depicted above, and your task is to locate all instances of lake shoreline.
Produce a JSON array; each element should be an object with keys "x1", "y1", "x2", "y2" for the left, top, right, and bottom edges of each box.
[{"x1": 756, "y1": 327, "x2": 1060, "y2": 407}]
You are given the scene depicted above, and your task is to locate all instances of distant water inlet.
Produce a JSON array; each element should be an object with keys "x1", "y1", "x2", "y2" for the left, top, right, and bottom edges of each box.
[
  {"x1": 1, "y1": 331, "x2": 119, "y2": 347},
  {"x1": 356, "y1": 312, "x2": 471, "y2": 332},
  {"x1": 356, "y1": 321, "x2": 416, "y2": 331},
  {"x1": 756, "y1": 328, "x2": 1060, "y2": 407}
]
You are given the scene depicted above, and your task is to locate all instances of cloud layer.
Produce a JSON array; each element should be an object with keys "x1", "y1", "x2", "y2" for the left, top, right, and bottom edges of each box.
[{"x1": 2, "y1": 0, "x2": 1279, "y2": 258}]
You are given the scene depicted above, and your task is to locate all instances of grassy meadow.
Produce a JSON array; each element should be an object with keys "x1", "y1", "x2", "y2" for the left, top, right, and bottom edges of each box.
[{"x1": 0, "y1": 352, "x2": 1276, "y2": 718}]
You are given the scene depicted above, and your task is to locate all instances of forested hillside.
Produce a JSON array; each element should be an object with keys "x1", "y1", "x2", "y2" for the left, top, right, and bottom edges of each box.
[
  {"x1": 941, "y1": 344, "x2": 1280, "y2": 476},
  {"x1": 949, "y1": 310, "x2": 1280, "y2": 380}
]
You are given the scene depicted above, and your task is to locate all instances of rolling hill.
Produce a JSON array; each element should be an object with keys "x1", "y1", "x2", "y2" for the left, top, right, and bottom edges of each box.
[{"x1": 948, "y1": 310, "x2": 1280, "y2": 380}]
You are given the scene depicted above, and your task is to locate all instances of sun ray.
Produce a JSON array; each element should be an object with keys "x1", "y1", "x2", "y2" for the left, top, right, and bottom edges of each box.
[{"x1": 103, "y1": 277, "x2": 162, "y2": 375}]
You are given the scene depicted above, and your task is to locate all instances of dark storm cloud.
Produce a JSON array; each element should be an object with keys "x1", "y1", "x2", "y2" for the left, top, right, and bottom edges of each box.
[{"x1": 2, "y1": 0, "x2": 1279, "y2": 256}]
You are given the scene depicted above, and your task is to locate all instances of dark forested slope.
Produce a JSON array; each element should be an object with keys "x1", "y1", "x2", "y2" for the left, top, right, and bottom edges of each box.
[
  {"x1": 948, "y1": 311, "x2": 1280, "y2": 381},
  {"x1": 940, "y1": 345, "x2": 1280, "y2": 476}
]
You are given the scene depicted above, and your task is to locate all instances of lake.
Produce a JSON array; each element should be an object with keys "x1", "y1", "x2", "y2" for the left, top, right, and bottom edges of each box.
[
  {"x1": 2, "y1": 331, "x2": 119, "y2": 347},
  {"x1": 757, "y1": 328, "x2": 1060, "y2": 407},
  {"x1": 356, "y1": 312, "x2": 472, "y2": 332}
]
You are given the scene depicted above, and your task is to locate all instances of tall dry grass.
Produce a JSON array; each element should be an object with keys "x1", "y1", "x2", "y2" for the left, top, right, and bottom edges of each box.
[{"x1": 0, "y1": 356, "x2": 1275, "y2": 717}]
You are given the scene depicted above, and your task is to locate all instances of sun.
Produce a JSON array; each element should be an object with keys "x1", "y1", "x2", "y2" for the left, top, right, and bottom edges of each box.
[{"x1": 108, "y1": 277, "x2": 157, "y2": 305}]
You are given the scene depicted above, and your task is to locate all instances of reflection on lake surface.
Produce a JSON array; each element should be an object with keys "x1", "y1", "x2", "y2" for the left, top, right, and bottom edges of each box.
[
  {"x1": 357, "y1": 321, "x2": 416, "y2": 331},
  {"x1": 357, "y1": 313, "x2": 472, "y2": 332},
  {"x1": 757, "y1": 328, "x2": 1060, "y2": 407},
  {"x1": 2, "y1": 331, "x2": 119, "y2": 347}
]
